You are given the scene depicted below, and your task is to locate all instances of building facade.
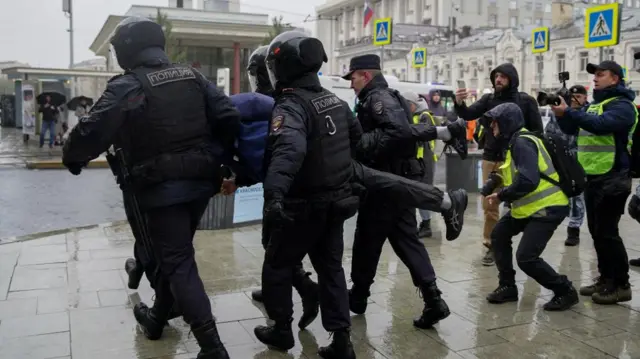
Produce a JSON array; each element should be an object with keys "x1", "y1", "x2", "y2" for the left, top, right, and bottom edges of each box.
[
  {"x1": 71, "y1": 58, "x2": 108, "y2": 101},
  {"x1": 315, "y1": 0, "x2": 640, "y2": 77},
  {"x1": 90, "y1": 3, "x2": 274, "y2": 94}
]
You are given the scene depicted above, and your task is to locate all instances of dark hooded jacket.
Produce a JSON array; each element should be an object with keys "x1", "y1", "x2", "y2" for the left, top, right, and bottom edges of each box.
[
  {"x1": 427, "y1": 90, "x2": 447, "y2": 117},
  {"x1": 454, "y1": 63, "x2": 543, "y2": 161},
  {"x1": 480, "y1": 103, "x2": 543, "y2": 204},
  {"x1": 558, "y1": 83, "x2": 636, "y2": 175}
]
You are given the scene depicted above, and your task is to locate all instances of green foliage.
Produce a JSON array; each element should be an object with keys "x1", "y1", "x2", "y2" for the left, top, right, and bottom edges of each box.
[
  {"x1": 262, "y1": 16, "x2": 291, "y2": 45},
  {"x1": 154, "y1": 9, "x2": 187, "y2": 63}
]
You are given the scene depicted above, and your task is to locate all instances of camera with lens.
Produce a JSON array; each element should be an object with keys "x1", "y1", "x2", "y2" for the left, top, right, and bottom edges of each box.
[
  {"x1": 481, "y1": 171, "x2": 503, "y2": 197},
  {"x1": 537, "y1": 71, "x2": 571, "y2": 106}
]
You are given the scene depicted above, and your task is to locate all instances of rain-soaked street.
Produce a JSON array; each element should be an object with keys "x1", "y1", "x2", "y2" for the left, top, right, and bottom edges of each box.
[{"x1": 1, "y1": 196, "x2": 640, "y2": 358}]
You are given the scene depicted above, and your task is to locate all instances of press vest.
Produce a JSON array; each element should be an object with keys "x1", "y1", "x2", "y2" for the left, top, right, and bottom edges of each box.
[
  {"x1": 500, "y1": 130, "x2": 569, "y2": 219},
  {"x1": 273, "y1": 88, "x2": 352, "y2": 199},
  {"x1": 412, "y1": 112, "x2": 438, "y2": 161},
  {"x1": 578, "y1": 97, "x2": 638, "y2": 175}
]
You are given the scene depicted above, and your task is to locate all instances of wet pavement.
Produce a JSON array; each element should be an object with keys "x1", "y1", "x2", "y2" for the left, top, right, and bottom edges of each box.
[{"x1": 2, "y1": 196, "x2": 640, "y2": 358}]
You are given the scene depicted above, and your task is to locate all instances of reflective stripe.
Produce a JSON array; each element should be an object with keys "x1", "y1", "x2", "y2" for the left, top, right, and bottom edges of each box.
[
  {"x1": 577, "y1": 145, "x2": 616, "y2": 152},
  {"x1": 513, "y1": 186, "x2": 564, "y2": 208}
]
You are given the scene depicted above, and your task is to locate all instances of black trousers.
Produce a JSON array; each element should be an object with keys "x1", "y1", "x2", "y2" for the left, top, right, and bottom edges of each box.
[
  {"x1": 125, "y1": 194, "x2": 158, "y2": 288},
  {"x1": 584, "y1": 171, "x2": 631, "y2": 286},
  {"x1": 144, "y1": 198, "x2": 213, "y2": 327},
  {"x1": 262, "y1": 201, "x2": 350, "y2": 331},
  {"x1": 351, "y1": 191, "x2": 437, "y2": 290},
  {"x1": 492, "y1": 206, "x2": 572, "y2": 294},
  {"x1": 261, "y1": 214, "x2": 303, "y2": 275}
]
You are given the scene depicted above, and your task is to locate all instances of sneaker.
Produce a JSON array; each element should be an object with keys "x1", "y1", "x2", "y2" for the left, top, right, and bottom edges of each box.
[
  {"x1": 592, "y1": 284, "x2": 632, "y2": 305},
  {"x1": 486, "y1": 285, "x2": 518, "y2": 304},
  {"x1": 441, "y1": 189, "x2": 468, "y2": 241},
  {"x1": 543, "y1": 287, "x2": 579, "y2": 311},
  {"x1": 630, "y1": 258, "x2": 640, "y2": 267},
  {"x1": 443, "y1": 119, "x2": 468, "y2": 160},
  {"x1": 417, "y1": 220, "x2": 433, "y2": 238},
  {"x1": 579, "y1": 277, "x2": 605, "y2": 296},
  {"x1": 565, "y1": 227, "x2": 580, "y2": 246},
  {"x1": 482, "y1": 249, "x2": 495, "y2": 266}
]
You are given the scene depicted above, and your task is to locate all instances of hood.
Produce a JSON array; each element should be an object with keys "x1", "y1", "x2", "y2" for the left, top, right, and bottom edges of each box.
[
  {"x1": 230, "y1": 92, "x2": 274, "y2": 123},
  {"x1": 415, "y1": 99, "x2": 429, "y2": 113},
  {"x1": 483, "y1": 102, "x2": 525, "y2": 141},
  {"x1": 428, "y1": 90, "x2": 441, "y2": 104},
  {"x1": 592, "y1": 83, "x2": 636, "y2": 104},
  {"x1": 490, "y1": 63, "x2": 519, "y2": 97},
  {"x1": 127, "y1": 47, "x2": 170, "y2": 70}
]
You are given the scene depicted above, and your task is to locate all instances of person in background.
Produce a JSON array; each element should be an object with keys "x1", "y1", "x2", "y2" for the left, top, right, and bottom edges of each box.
[
  {"x1": 38, "y1": 95, "x2": 58, "y2": 149},
  {"x1": 403, "y1": 91, "x2": 438, "y2": 238},
  {"x1": 427, "y1": 90, "x2": 447, "y2": 118}
]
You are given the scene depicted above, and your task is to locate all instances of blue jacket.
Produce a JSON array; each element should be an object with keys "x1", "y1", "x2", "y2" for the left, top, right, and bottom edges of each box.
[
  {"x1": 558, "y1": 84, "x2": 636, "y2": 173},
  {"x1": 228, "y1": 92, "x2": 273, "y2": 186}
]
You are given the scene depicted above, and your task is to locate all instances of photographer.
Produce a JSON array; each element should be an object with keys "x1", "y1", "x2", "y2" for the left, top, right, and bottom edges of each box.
[
  {"x1": 480, "y1": 102, "x2": 577, "y2": 311},
  {"x1": 454, "y1": 63, "x2": 543, "y2": 266},
  {"x1": 551, "y1": 60, "x2": 636, "y2": 305},
  {"x1": 543, "y1": 84, "x2": 588, "y2": 246}
]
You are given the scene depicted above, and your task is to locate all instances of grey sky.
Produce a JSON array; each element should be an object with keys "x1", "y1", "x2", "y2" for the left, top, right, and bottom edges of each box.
[{"x1": 0, "y1": 0, "x2": 325, "y2": 68}]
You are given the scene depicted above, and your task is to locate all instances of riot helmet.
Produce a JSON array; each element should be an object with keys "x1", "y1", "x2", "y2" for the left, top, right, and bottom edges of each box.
[
  {"x1": 110, "y1": 17, "x2": 165, "y2": 70},
  {"x1": 247, "y1": 46, "x2": 272, "y2": 94},
  {"x1": 265, "y1": 31, "x2": 327, "y2": 89}
]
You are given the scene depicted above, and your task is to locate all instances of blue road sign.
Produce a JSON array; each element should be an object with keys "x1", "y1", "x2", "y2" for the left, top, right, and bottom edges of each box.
[
  {"x1": 412, "y1": 48, "x2": 426, "y2": 68},
  {"x1": 584, "y1": 3, "x2": 620, "y2": 48},
  {"x1": 531, "y1": 27, "x2": 549, "y2": 54},
  {"x1": 373, "y1": 18, "x2": 392, "y2": 46}
]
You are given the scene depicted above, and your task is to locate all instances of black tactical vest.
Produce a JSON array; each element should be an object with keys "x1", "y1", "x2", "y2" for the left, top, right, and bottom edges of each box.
[
  {"x1": 121, "y1": 65, "x2": 217, "y2": 185},
  {"x1": 277, "y1": 88, "x2": 353, "y2": 199}
]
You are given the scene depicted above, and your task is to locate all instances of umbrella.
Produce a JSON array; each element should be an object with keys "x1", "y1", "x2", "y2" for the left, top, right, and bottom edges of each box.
[
  {"x1": 66, "y1": 96, "x2": 94, "y2": 111},
  {"x1": 36, "y1": 92, "x2": 66, "y2": 107}
]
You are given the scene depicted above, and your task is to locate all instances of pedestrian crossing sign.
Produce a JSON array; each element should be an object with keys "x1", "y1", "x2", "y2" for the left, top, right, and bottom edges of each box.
[
  {"x1": 531, "y1": 27, "x2": 549, "y2": 54},
  {"x1": 373, "y1": 18, "x2": 392, "y2": 46},
  {"x1": 412, "y1": 48, "x2": 426, "y2": 68},
  {"x1": 584, "y1": 3, "x2": 620, "y2": 48}
]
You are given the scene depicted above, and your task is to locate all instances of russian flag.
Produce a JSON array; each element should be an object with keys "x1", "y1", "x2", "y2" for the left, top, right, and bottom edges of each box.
[{"x1": 363, "y1": 1, "x2": 373, "y2": 28}]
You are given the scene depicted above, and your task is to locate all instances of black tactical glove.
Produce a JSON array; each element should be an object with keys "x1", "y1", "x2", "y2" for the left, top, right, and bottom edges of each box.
[
  {"x1": 263, "y1": 193, "x2": 293, "y2": 226},
  {"x1": 628, "y1": 195, "x2": 640, "y2": 223},
  {"x1": 64, "y1": 162, "x2": 84, "y2": 176}
]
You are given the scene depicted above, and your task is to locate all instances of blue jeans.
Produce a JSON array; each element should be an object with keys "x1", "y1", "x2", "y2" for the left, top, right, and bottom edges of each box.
[
  {"x1": 568, "y1": 193, "x2": 585, "y2": 228},
  {"x1": 40, "y1": 120, "x2": 55, "y2": 147}
]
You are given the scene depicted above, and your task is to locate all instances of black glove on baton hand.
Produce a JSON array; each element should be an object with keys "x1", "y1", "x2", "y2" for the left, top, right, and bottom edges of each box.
[{"x1": 263, "y1": 194, "x2": 293, "y2": 226}]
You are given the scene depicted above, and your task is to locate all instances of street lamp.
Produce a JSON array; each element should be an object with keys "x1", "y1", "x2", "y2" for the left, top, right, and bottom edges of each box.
[{"x1": 63, "y1": 0, "x2": 74, "y2": 69}]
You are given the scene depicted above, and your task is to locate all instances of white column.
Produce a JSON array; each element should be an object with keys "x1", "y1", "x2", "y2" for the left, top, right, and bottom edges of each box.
[{"x1": 342, "y1": 9, "x2": 348, "y2": 41}]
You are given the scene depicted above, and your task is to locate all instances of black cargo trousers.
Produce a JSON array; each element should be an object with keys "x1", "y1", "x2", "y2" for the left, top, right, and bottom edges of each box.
[
  {"x1": 262, "y1": 195, "x2": 358, "y2": 331},
  {"x1": 142, "y1": 198, "x2": 214, "y2": 327}
]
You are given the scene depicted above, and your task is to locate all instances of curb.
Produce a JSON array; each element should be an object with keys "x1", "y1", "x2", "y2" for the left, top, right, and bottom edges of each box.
[{"x1": 26, "y1": 158, "x2": 110, "y2": 170}]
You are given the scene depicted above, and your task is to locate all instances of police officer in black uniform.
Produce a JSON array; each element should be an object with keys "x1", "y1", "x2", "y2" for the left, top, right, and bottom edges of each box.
[
  {"x1": 62, "y1": 17, "x2": 239, "y2": 359},
  {"x1": 344, "y1": 54, "x2": 468, "y2": 329},
  {"x1": 253, "y1": 31, "x2": 358, "y2": 359},
  {"x1": 245, "y1": 45, "x2": 321, "y2": 330}
]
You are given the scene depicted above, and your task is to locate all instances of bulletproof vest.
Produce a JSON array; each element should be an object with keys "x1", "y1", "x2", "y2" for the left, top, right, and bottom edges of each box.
[
  {"x1": 277, "y1": 88, "x2": 353, "y2": 199},
  {"x1": 121, "y1": 65, "x2": 217, "y2": 185}
]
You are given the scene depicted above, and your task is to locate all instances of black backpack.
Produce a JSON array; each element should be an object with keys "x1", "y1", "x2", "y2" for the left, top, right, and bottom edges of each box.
[{"x1": 515, "y1": 131, "x2": 586, "y2": 197}]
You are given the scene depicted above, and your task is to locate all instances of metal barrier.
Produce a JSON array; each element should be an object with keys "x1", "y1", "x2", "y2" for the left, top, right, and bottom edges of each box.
[{"x1": 445, "y1": 150, "x2": 483, "y2": 193}]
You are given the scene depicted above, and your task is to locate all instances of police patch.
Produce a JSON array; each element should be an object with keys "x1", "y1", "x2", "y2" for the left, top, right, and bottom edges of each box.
[
  {"x1": 146, "y1": 67, "x2": 196, "y2": 87},
  {"x1": 271, "y1": 116, "x2": 284, "y2": 132},
  {"x1": 311, "y1": 94, "x2": 342, "y2": 114},
  {"x1": 373, "y1": 101, "x2": 383, "y2": 114}
]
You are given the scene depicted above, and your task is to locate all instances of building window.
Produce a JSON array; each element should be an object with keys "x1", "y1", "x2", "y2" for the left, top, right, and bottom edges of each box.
[
  {"x1": 488, "y1": 14, "x2": 497, "y2": 27},
  {"x1": 545, "y1": 4, "x2": 552, "y2": 12},
  {"x1": 486, "y1": 59, "x2": 493, "y2": 75},
  {"x1": 536, "y1": 18, "x2": 543, "y2": 26},
  {"x1": 579, "y1": 51, "x2": 589, "y2": 72},
  {"x1": 445, "y1": 64, "x2": 451, "y2": 82},
  {"x1": 510, "y1": 16, "x2": 518, "y2": 27},
  {"x1": 537, "y1": 55, "x2": 544, "y2": 73},
  {"x1": 506, "y1": 57, "x2": 514, "y2": 64},
  {"x1": 606, "y1": 48, "x2": 615, "y2": 61},
  {"x1": 472, "y1": 62, "x2": 478, "y2": 78},
  {"x1": 634, "y1": 49, "x2": 640, "y2": 69},
  {"x1": 509, "y1": 0, "x2": 517, "y2": 9},
  {"x1": 636, "y1": 0, "x2": 640, "y2": 7},
  {"x1": 525, "y1": 1, "x2": 533, "y2": 10},
  {"x1": 433, "y1": 65, "x2": 439, "y2": 81},
  {"x1": 458, "y1": 63, "x2": 464, "y2": 78},
  {"x1": 557, "y1": 53, "x2": 566, "y2": 72}
]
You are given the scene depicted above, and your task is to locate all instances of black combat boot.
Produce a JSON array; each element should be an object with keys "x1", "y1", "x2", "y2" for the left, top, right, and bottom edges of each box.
[
  {"x1": 565, "y1": 227, "x2": 580, "y2": 246},
  {"x1": 133, "y1": 302, "x2": 165, "y2": 340},
  {"x1": 441, "y1": 189, "x2": 468, "y2": 241},
  {"x1": 413, "y1": 282, "x2": 450, "y2": 329},
  {"x1": 125, "y1": 258, "x2": 144, "y2": 290},
  {"x1": 486, "y1": 285, "x2": 518, "y2": 304},
  {"x1": 254, "y1": 318, "x2": 295, "y2": 351},
  {"x1": 318, "y1": 328, "x2": 356, "y2": 359},
  {"x1": 292, "y1": 269, "x2": 320, "y2": 329},
  {"x1": 543, "y1": 286, "x2": 579, "y2": 311},
  {"x1": 417, "y1": 220, "x2": 433, "y2": 238},
  {"x1": 348, "y1": 286, "x2": 370, "y2": 315},
  {"x1": 251, "y1": 289, "x2": 264, "y2": 302},
  {"x1": 192, "y1": 320, "x2": 230, "y2": 359}
]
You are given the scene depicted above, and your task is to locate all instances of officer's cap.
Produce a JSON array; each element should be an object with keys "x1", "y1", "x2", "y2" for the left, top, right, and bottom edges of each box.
[
  {"x1": 586, "y1": 60, "x2": 624, "y2": 80},
  {"x1": 342, "y1": 54, "x2": 381, "y2": 80},
  {"x1": 568, "y1": 85, "x2": 587, "y2": 95}
]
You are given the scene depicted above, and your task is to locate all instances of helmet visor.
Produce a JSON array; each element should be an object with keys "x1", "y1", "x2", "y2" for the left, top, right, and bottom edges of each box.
[
  {"x1": 266, "y1": 60, "x2": 277, "y2": 89},
  {"x1": 248, "y1": 71, "x2": 258, "y2": 92}
]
